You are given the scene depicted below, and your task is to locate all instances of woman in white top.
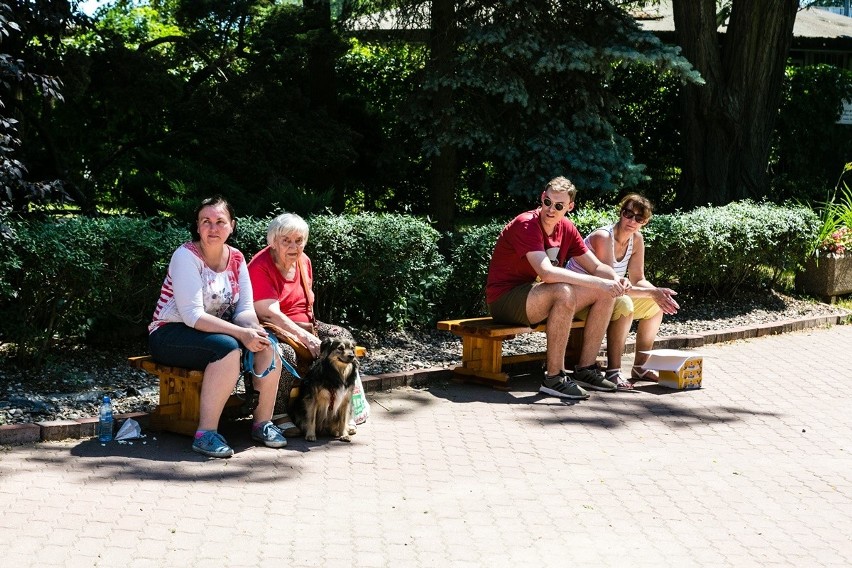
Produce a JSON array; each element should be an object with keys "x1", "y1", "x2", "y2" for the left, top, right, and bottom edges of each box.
[
  {"x1": 567, "y1": 194, "x2": 679, "y2": 389},
  {"x1": 148, "y1": 196, "x2": 286, "y2": 458}
]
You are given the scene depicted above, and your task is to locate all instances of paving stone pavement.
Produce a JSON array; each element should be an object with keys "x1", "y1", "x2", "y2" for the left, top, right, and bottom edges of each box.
[{"x1": 1, "y1": 325, "x2": 851, "y2": 567}]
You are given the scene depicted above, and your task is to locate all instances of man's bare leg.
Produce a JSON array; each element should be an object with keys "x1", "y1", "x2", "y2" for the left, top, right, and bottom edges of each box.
[
  {"x1": 571, "y1": 286, "x2": 616, "y2": 367},
  {"x1": 526, "y1": 282, "x2": 575, "y2": 377},
  {"x1": 526, "y1": 283, "x2": 589, "y2": 400},
  {"x1": 570, "y1": 286, "x2": 618, "y2": 392}
]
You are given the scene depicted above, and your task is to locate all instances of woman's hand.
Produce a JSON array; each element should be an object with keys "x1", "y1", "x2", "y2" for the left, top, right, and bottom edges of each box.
[
  {"x1": 653, "y1": 288, "x2": 680, "y2": 315},
  {"x1": 241, "y1": 327, "x2": 272, "y2": 353},
  {"x1": 302, "y1": 331, "x2": 322, "y2": 358}
]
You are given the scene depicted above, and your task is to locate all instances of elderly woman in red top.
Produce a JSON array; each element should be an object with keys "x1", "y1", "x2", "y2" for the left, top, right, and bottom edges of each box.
[{"x1": 248, "y1": 212, "x2": 355, "y2": 413}]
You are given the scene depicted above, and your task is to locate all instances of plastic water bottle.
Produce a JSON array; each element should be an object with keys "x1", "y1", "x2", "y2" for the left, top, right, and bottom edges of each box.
[{"x1": 98, "y1": 396, "x2": 114, "y2": 442}]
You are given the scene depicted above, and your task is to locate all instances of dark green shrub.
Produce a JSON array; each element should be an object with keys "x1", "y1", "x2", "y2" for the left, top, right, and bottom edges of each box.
[
  {"x1": 0, "y1": 216, "x2": 187, "y2": 363},
  {"x1": 308, "y1": 213, "x2": 448, "y2": 330},
  {"x1": 571, "y1": 206, "x2": 618, "y2": 237},
  {"x1": 229, "y1": 215, "x2": 271, "y2": 259},
  {"x1": 440, "y1": 221, "x2": 506, "y2": 317},
  {"x1": 87, "y1": 217, "x2": 188, "y2": 342},
  {"x1": 642, "y1": 201, "x2": 817, "y2": 294},
  {"x1": 0, "y1": 204, "x2": 819, "y2": 362}
]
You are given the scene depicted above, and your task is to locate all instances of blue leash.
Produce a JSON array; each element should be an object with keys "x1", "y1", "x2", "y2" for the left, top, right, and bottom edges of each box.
[{"x1": 242, "y1": 332, "x2": 301, "y2": 380}]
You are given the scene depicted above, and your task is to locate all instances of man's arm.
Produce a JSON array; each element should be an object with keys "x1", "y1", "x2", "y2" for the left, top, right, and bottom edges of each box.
[{"x1": 527, "y1": 250, "x2": 627, "y2": 297}]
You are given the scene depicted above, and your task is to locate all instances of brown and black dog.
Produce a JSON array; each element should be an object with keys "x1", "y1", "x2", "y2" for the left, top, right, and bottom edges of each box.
[{"x1": 291, "y1": 337, "x2": 359, "y2": 442}]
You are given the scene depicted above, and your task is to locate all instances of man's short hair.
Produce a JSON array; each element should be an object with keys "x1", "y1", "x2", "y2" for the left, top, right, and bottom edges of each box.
[{"x1": 544, "y1": 176, "x2": 577, "y2": 200}]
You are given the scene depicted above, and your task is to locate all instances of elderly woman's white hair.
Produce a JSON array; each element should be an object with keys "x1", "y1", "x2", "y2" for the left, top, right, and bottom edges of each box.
[{"x1": 266, "y1": 212, "x2": 309, "y2": 247}]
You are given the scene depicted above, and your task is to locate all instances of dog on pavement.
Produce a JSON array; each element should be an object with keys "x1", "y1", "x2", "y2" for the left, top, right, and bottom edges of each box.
[{"x1": 291, "y1": 337, "x2": 359, "y2": 442}]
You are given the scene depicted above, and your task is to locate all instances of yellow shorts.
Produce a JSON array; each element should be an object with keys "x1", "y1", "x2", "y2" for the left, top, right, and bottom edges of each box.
[{"x1": 574, "y1": 295, "x2": 661, "y2": 322}]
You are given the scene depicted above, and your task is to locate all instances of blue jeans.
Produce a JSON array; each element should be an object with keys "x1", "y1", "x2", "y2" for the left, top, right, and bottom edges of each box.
[{"x1": 149, "y1": 323, "x2": 242, "y2": 371}]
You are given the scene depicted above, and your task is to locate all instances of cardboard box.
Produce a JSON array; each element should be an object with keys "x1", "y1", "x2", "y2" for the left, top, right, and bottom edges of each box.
[{"x1": 641, "y1": 349, "x2": 703, "y2": 390}]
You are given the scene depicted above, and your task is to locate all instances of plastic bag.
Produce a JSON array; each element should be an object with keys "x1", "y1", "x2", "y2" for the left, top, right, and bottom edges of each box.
[
  {"x1": 115, "y1": 418, "x2": 142, "y2": 440},
  {"x1": 351, "y1": 371, "x2": 370, "y2": 425}
]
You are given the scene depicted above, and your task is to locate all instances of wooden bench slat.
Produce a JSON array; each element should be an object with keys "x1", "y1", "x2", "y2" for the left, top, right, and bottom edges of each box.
[{"x1": 437, "y1": 316, "x2": 586, "y2": 388}]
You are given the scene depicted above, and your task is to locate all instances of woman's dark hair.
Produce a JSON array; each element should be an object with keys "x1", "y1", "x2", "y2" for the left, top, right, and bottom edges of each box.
[{"x1": 190, "y1": 195, "x2": 237, "y2": 241}]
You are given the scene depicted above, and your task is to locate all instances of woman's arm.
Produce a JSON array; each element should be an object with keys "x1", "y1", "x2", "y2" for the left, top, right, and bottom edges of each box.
[
  {"x1": 254, "y1": 299, "x2": 322, "y2": 357},
  {"x1": 626, "y1": 233, "x2": 679, "y2": 314},
  {"x1": 232, "y1": 258, "x2": 263, "y2": 331}
]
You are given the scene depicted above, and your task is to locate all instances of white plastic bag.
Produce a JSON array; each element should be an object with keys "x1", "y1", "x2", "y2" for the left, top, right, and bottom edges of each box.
[
  {"x1": 351, "y1": 371, "x2": 370, "y2": 425},
  {"x1": 115, "y1": 418, "x2": 142, "y2": 440}
]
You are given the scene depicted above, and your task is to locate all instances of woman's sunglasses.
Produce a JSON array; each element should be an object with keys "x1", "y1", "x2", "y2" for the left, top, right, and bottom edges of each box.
[
  {"x1": 621, "y1": 209, "x2": 648, "y2": 223},
  {"x1": 542, "y1": 196, "x2": 567, "y2": 211}
]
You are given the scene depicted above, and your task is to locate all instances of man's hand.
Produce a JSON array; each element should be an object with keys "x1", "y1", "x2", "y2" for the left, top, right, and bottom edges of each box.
[{"x1": 599, "y1": 278, "x2": 627, "y2": 297}]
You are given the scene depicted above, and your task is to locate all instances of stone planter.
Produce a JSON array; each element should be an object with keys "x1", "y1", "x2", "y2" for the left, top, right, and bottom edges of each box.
[{"x1": 795, "y1": 254, "x2": 852, "y2": 303}]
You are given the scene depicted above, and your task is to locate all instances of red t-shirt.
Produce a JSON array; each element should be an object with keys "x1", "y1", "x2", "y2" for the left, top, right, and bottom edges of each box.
[
  {"x1": 486, "y1": 209, "x2": 587, "y2": 304},
  {"x1": 247, "y1": 246, "x2": 314, "y2": 324}
]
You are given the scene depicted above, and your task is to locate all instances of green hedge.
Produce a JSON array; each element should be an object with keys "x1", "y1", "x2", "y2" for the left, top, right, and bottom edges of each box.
[
  {"x1": 0, "y1": 202, "x2": 820, "y2": 361},
  {"x1": 0, "y1": 217, "x2": 187, "y2": 362},
  {"x1": 0, "y1": 213, "x2": 446, "y2": 361},
  {"x1": 642, "y1": 201, "x2": 818, "y2": 292}
]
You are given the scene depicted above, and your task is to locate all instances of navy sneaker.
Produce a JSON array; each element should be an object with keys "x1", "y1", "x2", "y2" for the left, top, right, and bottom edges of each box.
[{"x1": 574, "y1": 365, "x2": 617, "y2": 392}]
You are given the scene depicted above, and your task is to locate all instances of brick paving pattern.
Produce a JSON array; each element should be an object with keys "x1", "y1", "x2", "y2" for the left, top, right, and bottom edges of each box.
[{"x1": 1, "y1": 325, "x2": 851, "y2": 567}]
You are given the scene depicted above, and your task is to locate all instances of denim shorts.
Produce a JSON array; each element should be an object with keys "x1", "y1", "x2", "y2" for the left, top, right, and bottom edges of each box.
[{"x1": 148, "y1": 323, "x2": 242, "y2": 371}]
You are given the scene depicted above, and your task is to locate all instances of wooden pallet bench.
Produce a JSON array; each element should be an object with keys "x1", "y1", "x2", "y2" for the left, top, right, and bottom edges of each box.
[
  {"x1": 436, "y1": 317, "x2": 585, "y2": 389},
  {"x1": 129, "y1": 345, "x2": 367, "y2": 436}
]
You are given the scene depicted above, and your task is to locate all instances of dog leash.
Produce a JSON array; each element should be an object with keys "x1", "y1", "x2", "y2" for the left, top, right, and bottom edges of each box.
[{"x1": 242, "y1": 332, "x2": 302, "y2": 380}]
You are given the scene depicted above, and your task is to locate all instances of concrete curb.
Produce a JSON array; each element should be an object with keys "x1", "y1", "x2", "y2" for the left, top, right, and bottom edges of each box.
[{"x1": 4, "y1": 313, "x2": 849, "y2": 446}]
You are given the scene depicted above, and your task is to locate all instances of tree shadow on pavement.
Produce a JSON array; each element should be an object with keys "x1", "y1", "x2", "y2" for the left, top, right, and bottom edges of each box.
[
  {"x1": 420, "y1": 370, "x2": 780, "y2": 431},
  {"x1": 58, "y1": 419, "x2": 358, "y2": 482}
]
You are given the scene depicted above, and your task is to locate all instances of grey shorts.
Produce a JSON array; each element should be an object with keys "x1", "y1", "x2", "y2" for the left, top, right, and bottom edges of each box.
[{"x1": 488, "y1": 282, "x2": 537, "y2": 326}]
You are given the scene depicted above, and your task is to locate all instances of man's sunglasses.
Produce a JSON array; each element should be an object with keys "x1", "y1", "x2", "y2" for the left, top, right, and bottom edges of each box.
[
  {"x1": 542, "y1": 196, "x2": 567, "y2": 211},
  {"x1": 621, "y1": 209, "x2": 648, "y2": 223}
]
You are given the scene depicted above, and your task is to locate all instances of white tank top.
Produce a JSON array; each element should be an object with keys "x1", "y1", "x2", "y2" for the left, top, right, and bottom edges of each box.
[{"x1": 566, "y1": 224, "x2": 633, "y2": 277}]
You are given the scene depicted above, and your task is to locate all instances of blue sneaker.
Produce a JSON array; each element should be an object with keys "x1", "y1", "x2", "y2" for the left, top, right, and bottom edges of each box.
[
  {"x1": 192, "y1": 431, "x2": 234, "y2": 458},
  {"x1": 251, "y1": 421, "x2": 287, "y2": 448}
]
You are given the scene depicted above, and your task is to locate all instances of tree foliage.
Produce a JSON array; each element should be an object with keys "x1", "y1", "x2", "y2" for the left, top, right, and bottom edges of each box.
[
  {"x1": 774, "y1": 64, "x2": 852, "y2": 203},
  {"x1": 0, "y1": 2, "x2": 66, "y2": 214}
]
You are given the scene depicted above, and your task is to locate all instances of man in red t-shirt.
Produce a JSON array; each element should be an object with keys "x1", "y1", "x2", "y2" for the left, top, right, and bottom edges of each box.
[{"x1": 486, "y1": 176, "x2": 631, "y2": 399}]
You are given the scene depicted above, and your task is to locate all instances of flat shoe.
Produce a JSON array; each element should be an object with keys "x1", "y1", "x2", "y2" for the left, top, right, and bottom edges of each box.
[{"x1": 273, "y1": 415, "x2": 303, "y2": 437}]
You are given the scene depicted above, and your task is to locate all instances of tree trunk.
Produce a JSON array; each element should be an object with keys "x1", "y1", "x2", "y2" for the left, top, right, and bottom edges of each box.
[
  {"x1": 428, "y1": 0, "x2": 457, "y2": 235},
  {"x1": 303, "y1": 0, "x2": 337, "y2": 113},
  {"x1": 672, "y1": 0, "x2": 798, "y2": 208}
]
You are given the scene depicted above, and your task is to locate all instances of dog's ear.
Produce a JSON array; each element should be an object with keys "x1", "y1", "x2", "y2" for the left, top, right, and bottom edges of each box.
[{"x1": 320, "y1": 337, "x2": 336, "y2": 356}]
